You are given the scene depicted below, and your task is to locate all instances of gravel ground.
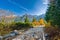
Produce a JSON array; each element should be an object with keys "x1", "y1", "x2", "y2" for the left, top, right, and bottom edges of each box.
[{"x1": 12, "y1": 27, "x2": 45, "y2": 40}]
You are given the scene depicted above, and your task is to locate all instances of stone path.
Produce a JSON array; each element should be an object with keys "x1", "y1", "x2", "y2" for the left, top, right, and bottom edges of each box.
[{"x1": 12, "y1": 27, "x2": 45, "y2": 40}]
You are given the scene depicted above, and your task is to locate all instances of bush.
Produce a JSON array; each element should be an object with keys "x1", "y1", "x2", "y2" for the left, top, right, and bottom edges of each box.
[
  {"x1": 45, "y1": 27, "x2": 60, "y2": 40},
  {"x1": 10, "y1": 22, "x2": 33, "y2": 30},
  {"x1": 0, "y1": 22, "x2": 33, "y2": 36}
]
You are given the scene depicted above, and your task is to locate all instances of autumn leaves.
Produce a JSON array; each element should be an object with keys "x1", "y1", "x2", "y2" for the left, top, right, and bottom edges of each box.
[{"x1": 32, "y1": 18, "x2": 45, "y2": 27}]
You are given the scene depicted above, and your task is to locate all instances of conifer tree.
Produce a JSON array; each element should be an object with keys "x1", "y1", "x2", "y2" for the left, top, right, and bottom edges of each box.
[
  {"x1": 32, "y1": 17, "x2": 36, "y2": 22},
  {"x1": 45, "y1": 0, "x2": 60, "y2": 27},
  {"x1": 24, "y1": 14, "x2": 29, "y2": 23}
]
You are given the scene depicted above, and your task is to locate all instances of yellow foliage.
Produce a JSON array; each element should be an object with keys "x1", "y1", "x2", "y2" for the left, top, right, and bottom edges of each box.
[
  {"x1": 32, "y1": 21, "x2": 40, "y2": 26},
  {"x1": 39, "y1": 18, "x2": 45, "y2": 26},
  {"x1": 45, "y1": 21, "x2": 51, "y2": 27},
  {"x1": 32, "y1": 18, "x2": 46, "y2": 27}
]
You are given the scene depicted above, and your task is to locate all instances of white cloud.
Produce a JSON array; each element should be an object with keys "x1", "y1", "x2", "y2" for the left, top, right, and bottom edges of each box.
[
  {"x1": 32, "y1": 4, "x2": 48, "y2": 16},
  {"x1": 43, "y1": 0, "x2": 49, "y2": 4},
  {"x1": 8, "y1": 0, "x2": 28, "y2": 12}
]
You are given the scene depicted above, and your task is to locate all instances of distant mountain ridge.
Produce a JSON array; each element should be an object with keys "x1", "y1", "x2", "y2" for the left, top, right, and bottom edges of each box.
[
  {"x1": 0, "y1": 9, "x2": 45, "y2": 22},
  {"x1": 14, "y1": 14, "x2": 45, "y2": 22}
]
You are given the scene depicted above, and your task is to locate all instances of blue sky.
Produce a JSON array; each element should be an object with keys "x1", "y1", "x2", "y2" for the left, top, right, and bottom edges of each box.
[{"x1": 0, "y1": 0, "x2": 49, "y2": 16}]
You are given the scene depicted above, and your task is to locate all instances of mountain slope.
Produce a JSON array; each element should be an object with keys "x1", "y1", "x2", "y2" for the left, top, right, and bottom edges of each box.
[{"x1": 14, "y1": 14, "x2": 45, "y2": 22}]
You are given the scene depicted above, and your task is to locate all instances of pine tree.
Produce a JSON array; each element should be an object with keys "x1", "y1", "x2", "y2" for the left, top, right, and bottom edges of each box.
[
  {"x1": 45, "y1": 0, "x2": 56, "y2": 22},
  {"x1": 32, "y1": 17, "x2": 36, "y2": 22},
  {"x1": 32, "y1": 17, "x2": 37, "y2": 26},
  {"x1": 45, "y1": 0, "x2": 60, "y2": 27},
  {"x1": 24, "y1": 14, "x2": 29, "y2": 23}
]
